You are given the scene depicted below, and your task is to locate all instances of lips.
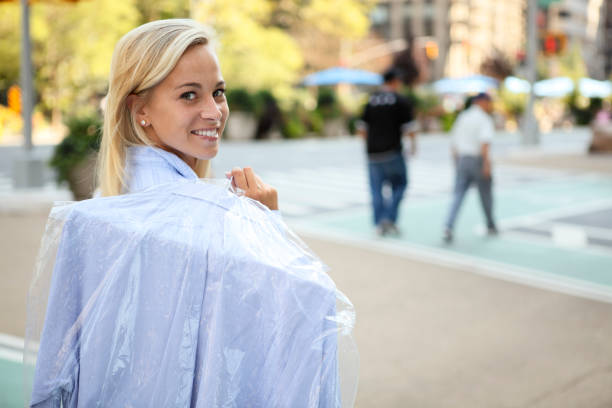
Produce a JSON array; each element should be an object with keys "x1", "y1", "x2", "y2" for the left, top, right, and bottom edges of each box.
[{"x1": 192, "y1": 128, "x2": 219, "y2": 141}]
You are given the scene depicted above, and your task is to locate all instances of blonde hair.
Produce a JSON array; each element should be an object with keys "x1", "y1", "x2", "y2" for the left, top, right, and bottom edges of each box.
[{"x1": 98, "y1": 19, "x2": 215, "y2": 196}]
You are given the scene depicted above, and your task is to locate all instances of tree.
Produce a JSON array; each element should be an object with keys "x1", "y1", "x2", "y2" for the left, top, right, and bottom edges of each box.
[
  {"x1": 0, "y1": 4, "x2": 21, "y2": 102},
  {"x1": 278, "y1": 0, "x2": 377, "y2": 71},
  {"x1": 134, "y1": 0, "x2": 189, "y2": 24},
  {"x1": 480, "y1": 50, "x2": 514, "y2": 81},
  {"x1": 0, "y1": 0, "x2": 191, "y2": 125},
  {"x1": 194, "y1": 0, "x2": 303, "y2": 97},
  {"x1": 0, "y1": 0, "x2": 376, "y2": 124},
  {"x1": 30, "y1": 0, "x2": 139, "y2": 125},
  {"x1": 193, "y1": 0, "x2": 376, "y2": 96}
]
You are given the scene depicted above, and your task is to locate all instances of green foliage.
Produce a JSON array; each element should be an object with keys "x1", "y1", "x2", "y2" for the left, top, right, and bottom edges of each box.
[
  {"x1": 281, "y1": 111, "x2": 307, "y2": 139},
  {"x1": 195, "y1": 0, "x2": 303, "y2": 97},
  {"x1": 411, "y1": 90, "x2": 439, "y2": 116},
  {"x1": 0, "y1": 0, "x2": 189, "y2": 119},
  {"x1": 226, "y1": 88, "x2": 257, "y2": 113},
  {"x1": 308, "y1": 109, "x2": 325, "y2": 134},
  {"x1": 566, "y1": 92, "x2": 602, "y2": 125},
  {"x1": 346, "y1": 116, "x2": 359, "y2": 135},
  {"x1": 194, "y1": 0, "x2": 375, "y2": 99},
  {"x1": 316, "y1": 87, "x2": 342, "y2": 119},
  {"x1": 440, "y1": 111, "x2": 458, "y2": 132},
  {"x1": 252, "y1": 90, "x2": 276, "y2": 116},
  {"x1": 298, "y1": 0, "x2": 376, "y2": 40},
  {"x1": 50, "y1": 115, "x2": 102, "y2": 184},
  {"x1": 499, "y1": 86, "x2": 527, "y2": 119},
  {"x1": 0, "y1": 0, "x2": 375, "y2": 132},
  {"x1": 134, "y1": 0, "x2": 189, "y2": 23},
  {"x1": 0, "y1": 4, "x2": 20, "y2": 96},
  {"x1": 23, "y1": 0, "x2": 140, "y2": 120},
  {"x1": 317, "y1": 87, "x2": 337, "y2": 108}
]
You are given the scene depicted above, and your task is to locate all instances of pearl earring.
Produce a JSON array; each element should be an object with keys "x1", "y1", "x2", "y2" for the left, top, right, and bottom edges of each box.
[{"x1": 140, "y1": 120, "x2": 146, "y2": 126}]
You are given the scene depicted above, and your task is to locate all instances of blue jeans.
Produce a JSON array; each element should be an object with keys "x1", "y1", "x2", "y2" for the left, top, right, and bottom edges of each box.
[
  {"x1": 445, "y1": 155, "x2": 496, "y2": 230},
  {"x1": 367, "y1": 152, "x2": 407, "y2": 226}
]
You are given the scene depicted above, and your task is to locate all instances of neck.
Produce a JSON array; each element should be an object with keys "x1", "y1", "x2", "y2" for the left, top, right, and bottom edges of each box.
[{"x1": 157, "y1": 144, "x2": 197, "y2": 170}]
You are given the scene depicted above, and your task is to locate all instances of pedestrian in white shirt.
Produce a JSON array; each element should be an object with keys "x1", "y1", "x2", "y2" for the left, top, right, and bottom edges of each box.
[{"x1": 443, "y1": 93, "x2": 498, "y2": 243}]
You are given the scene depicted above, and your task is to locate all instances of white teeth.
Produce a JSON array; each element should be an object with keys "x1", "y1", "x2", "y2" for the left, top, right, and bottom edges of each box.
[{"x1": 193, "y1": 129, "x2": 218, "y2": 137}]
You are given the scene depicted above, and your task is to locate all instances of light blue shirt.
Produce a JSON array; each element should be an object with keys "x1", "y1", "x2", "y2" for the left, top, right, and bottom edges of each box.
[
  {"x1": 29, "y1": 146, "x2": 347, "y2": 407},
  {"x1": 124, "y1": 146, "x2": 199, "y2": 193},
  {"x1": 451, "y1": 105, "x2": 494, "y2": 156}
]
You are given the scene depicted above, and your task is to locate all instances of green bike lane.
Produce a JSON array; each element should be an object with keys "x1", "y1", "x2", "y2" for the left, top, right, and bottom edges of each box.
[
  {"x1": 292, "y1": 174, "x2": 612, "y2": 302},
  {"x1": 0, "y1": 334, "x2": 28, "y2": 408},
  {"x1": 0, "y1": 361, "x2": 24, "y2": 408}
]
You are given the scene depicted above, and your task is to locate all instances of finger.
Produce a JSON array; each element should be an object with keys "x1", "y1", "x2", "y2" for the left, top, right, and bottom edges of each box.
[
  {"x1": 254, "y1": 173, "x2": 266, "y2": 187},
  {"x1": 231, "y1": 167, "x2": 248, "y2": 190},
  {"x1": 243, "y1": 167, "x2": 258, "y2": 190}
]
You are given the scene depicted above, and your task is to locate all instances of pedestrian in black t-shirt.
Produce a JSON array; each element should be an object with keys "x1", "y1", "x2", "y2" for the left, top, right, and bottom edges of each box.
[{"x1": 357, "y1": 67, "x2": 417, "y2": 236}]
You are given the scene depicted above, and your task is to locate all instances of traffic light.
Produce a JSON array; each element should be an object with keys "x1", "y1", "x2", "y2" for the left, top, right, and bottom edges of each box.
[
  {"x1": 425, "y1": 40, "x2": 439, "y2": 60},
  {"x1": 542, "y1": 32, "x2": 567, "y2": 56},
  {"x1": 7, "y1": 85, "x2": 21, "y2": 114}
]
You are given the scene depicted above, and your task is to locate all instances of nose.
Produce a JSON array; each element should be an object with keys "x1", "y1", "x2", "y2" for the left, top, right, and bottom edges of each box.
[{"x1": 200, "y1": 97, "x2": 222, "y2": 122}]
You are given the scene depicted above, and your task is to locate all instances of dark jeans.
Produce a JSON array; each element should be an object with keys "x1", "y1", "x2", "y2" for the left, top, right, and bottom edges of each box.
[
  {"x1": 445, "y1": 155, "x2": 495, "y2": 230},
  {"x1": 367, "y1": 152, "x2": 407, "y2": 226}
]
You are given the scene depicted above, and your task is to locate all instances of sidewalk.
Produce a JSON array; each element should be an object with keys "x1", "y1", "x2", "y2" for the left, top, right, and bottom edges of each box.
[
  {"x1": 2, "y1": 208, "x2": 611, "y2": 407},
  {"x1": 304, "y1": 235, "x2": 612, "y2": 408},
  {"x1": 1, "y1": 143, "x2": 611, "y2": 407},
  {"x1": 500, "y1": 150, "x2": 612, "y2": 174}
]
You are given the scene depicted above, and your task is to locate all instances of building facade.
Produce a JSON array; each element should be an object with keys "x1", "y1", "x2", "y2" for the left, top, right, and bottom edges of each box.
[
  {"x1": 605, "y1": 0, "x2": 612, "y2": 76},
  {"x1": 369, "y1": 0, "x2": 525, "y2": 80},
  {"x1": 366, "y1": 0, "x2": 612, "y2": 81},
  {"x1": 547, "y1": 0, "x2": 609, "y2": 79}
]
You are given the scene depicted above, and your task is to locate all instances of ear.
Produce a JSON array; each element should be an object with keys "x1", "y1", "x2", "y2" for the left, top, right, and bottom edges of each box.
[{"x1": 126, "y1": 94, "x2": 148, "y2": 124}]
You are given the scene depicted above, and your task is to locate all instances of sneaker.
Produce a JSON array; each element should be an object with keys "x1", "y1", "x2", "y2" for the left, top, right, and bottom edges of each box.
[
  {"x1": 443, "y1": 229, "x2": 453, "y2": 244},
  {"x1": 487, "y1": 226, "x2": 499, "y2": 236},
  {"x1": 376, "y1": 220, "x2": 394, "y2": 237},
  {"x1": 386, "y1": 223, "x2": 401, "y2": 237}
]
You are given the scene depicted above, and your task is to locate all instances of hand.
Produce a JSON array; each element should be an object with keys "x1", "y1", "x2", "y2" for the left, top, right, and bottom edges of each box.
[
  {"x1": 482, "y1": 160, "x2": 491, "y2": 179},
  {"x1": 409, "y1": 132, "x2": 417, "y2": 156},
  {"x1": 226, "y1": 167, "x2": 279, "y2": 211}
]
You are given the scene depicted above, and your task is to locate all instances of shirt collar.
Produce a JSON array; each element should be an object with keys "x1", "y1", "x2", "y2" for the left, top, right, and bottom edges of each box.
[{"x1": 127, "y1": 145, "x2": 198, "y2": 180}]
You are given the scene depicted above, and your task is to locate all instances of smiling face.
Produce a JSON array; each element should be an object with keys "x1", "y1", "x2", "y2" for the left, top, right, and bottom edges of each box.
[{"x1": 138, "y1": 44, "x2": 228, "y2": 168}]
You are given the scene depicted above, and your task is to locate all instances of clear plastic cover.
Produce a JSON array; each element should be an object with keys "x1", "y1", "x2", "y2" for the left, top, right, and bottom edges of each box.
[{"x1": 24, "y1": 179, "x2": 358, "y2": 407}]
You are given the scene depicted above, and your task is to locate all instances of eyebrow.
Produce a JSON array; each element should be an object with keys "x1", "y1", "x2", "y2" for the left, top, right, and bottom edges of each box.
[
  {"x1": 175, "y1": 82, "x2": 202, "y2": 90},
  {"x1": 175, "y1": 81, "x2": 225, "y2": 90}
]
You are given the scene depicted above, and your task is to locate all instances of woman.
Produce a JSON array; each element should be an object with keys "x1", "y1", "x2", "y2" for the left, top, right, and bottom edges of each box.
[
  {"x1": 26, "y1": 19, "x2": 356, "y2": 407},
  {"x1": 98, "y1": 18, "x2": 277, "y2": 208}
]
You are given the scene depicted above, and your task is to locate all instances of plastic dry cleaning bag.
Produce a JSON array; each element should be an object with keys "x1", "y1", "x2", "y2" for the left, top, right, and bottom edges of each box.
[{"x1": 24, "y1": 179, "x2": 358, "y2": 407}]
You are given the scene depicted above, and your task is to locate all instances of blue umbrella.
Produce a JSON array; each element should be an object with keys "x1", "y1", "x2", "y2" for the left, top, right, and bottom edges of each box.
[
  {"x1": 301, "y1": 67, "x2": 383, "y2": 86},
  {"x1": 578, "y1": 77, "x2": 612, "y2": 98},
  {"x1": 504, "y1": 76, "x2": 531, "y2": 93},
  {"x1": 432, "y1": 75, "x2": 498, "y2": 94},
  {"x1": 533, "y1": 77, "x2": 574, "y2": 97}
]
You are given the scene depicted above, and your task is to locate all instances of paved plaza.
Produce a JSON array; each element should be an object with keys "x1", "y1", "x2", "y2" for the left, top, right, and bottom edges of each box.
[{"x1": 1, "y1": 130, "x2": 611, "y2": 407}]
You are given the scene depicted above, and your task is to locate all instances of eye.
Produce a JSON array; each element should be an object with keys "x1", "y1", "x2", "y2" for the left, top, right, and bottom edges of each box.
[
  {"x1": 180, "y1": 91, "x2": 197, "y2": 101},
  {"x1": 213, "y1": 88, "x2": 225, "y2": 98}
]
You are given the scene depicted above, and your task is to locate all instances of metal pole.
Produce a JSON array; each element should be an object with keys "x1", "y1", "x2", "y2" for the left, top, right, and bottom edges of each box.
[
  {"x1": 522, "y1": 0, "x2": 539, "y2": 145},
  {"x1": 13, "y1": 0, "x2": 44, "y2": 188},
  {"x1": 20, "y1": 0, "x2": 33, "y2": 151},
  {"x1": 390, "y1": 0, "x2": 403, "y2": 40}
]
